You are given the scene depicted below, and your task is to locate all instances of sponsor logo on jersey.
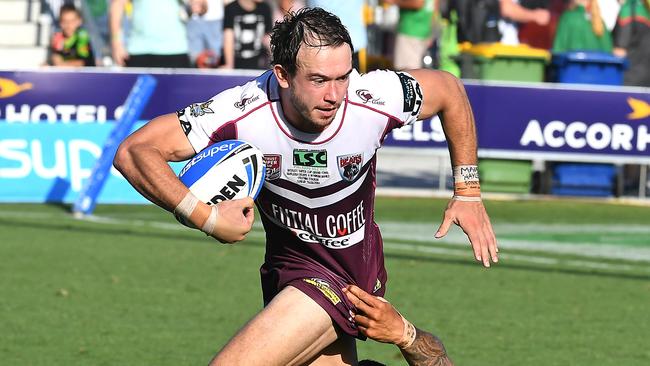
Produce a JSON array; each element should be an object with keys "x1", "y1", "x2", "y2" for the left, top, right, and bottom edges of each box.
[
  {"x1": 337, "y1": 153, "x2": 363, "y2": 182},
  {"x1": 190, "y1": 100, "x2": 214, "y2": 117},
  {"x1": 293, "y1": 149, "x2": 327, "y2": 168},
  {"x1": 234, "y1": 94, "x2": 260, "y2": 111},
  {"x1": 265, "y1": 200, "x2": 366, "y2": 249},
  {"x1": 355, "y1": 89, "x2": 385, "y2": 105},
  {"x1": 303, "y1": 278, "x2": 341, "y2": 305},
  {"x1": 263, "y1": 154, "x2": 282, "y2": 180},
  {"x1": 397, "y1": 72, "x2": 423, "y2": 117}
]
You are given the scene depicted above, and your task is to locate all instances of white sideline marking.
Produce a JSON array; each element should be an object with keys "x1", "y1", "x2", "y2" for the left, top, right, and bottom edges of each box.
[
  {"x1": 377, "y1": 222, "x2": 650, "y2": 262},
  {"x1": 1, "y1": 210, "x2": 650, "y2": 271}
]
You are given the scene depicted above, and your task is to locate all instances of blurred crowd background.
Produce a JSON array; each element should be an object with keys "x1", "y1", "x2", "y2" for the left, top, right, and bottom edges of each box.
[{"x1": 33, "y1": 0, "x2": 649, "y2": 87}]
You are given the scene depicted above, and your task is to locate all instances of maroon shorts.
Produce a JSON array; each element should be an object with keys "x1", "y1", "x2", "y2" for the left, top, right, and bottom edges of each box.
[{"x1": 260, "y1": 263, "x2": 387, "y2": 339}]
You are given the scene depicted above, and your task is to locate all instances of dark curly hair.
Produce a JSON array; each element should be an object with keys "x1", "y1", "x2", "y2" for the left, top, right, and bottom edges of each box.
[{"x1": 270, "y1": 7, "x2": 353, "y2": 75}]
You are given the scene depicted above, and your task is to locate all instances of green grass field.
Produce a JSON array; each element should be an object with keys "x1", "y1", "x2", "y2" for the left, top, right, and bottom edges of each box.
[{"x1": 1, "y1": 197, "x2": 649, "y2": 365}]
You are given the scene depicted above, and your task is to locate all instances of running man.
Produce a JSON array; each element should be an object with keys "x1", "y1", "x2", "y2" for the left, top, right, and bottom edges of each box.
[{"x1": 114, "y1": 7, "x2": 497, "y2": 365}]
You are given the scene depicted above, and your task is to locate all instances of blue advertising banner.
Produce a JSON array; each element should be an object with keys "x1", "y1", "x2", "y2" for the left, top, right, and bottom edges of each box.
[
  {"x1": 1, "y1": 69, "x2": 649, "y2": 203},
  {"x1": 0, "y1": 69, "x2": 254, "y2": 123},
  {"x1": 2, "y1": 70, "x2": 648, "y2": 160},
  {"x1": 385, "y1": 82, "x2": 650, "y2": 162},
  {"x1": 0, "y1": 123, "x2": 184, "y2": 203}
]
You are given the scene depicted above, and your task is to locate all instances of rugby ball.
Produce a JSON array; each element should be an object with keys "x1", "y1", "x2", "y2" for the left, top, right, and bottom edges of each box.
[{"x1": 178, "y1": 140, "x2": 266, "y2": 208}]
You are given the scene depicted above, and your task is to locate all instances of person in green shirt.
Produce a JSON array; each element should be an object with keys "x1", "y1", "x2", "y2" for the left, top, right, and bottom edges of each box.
[
  {"x1": 552, "y1": 0, "x2": 613, "y2": 53},
  {"x1": 387, "y1": 0, "x2": 437, "y2": 70}
]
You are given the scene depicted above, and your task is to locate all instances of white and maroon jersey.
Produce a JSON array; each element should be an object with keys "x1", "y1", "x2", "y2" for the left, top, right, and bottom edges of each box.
[{"x1": 177, "y1": 69, "x2": 423, "y2": 299}]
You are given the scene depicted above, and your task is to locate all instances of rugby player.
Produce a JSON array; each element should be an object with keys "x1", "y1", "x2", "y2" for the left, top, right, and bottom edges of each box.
[{"x1": 114, "y1": 7, "x2": 497, "y2": 365}]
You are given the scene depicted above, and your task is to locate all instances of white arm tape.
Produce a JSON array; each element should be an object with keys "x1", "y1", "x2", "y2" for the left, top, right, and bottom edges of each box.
[
  {"x1": 174, "y1": 191, "x2": 200, "y2": 223},
  {"x1": 201, "y1": 205, "x2": 219, "y2": 235},
  {"x1": 452, "y1": 195, "x2": 482, "y2": 202},
  {"x1": 397, "y1": 315, "x2": 417, "y2": 349}
]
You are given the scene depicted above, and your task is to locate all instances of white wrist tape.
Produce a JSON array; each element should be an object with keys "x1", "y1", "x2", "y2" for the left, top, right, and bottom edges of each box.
[
  {"x1": 201, "y1": 205, "x2": 219, "y2": 235},
  {"x1": 453, "y1": 165, "x2": 482, "y2": 202},
  {"x1": 396, "y1": 315, "x2": 417, "y2": 349},
  {"x1": 174, "y1": 191, "x2": 200, "y2": 226}
]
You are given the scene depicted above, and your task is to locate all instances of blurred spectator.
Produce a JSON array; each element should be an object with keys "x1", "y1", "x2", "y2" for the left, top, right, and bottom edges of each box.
[
  {"x1": 597, "y1": 0, "x2": 622, "y2": 31},
  {"x1": 613, "y1": 0, "x2": 650, "y2": 86},
  {"x1": 452, "y1": 0, "x2": 502, "y2": 44},
  {"x1": 187, "y1": 0, "x2": 225, "y2": 68},
  {"x1": 277, "y1": 1, "x2": 367, "y2": 69},
  {"x1": 305, "y1": 0, "x2": 368, "y2": 70},
  {"x1": 86, "y1": 0, "x2": 111, "y2": 46},
  {"x1": 222, "y1": 0, "x2": 273, "y2": 70},
  {"x1": 276, "y1": 0, "x2": 305, "y2": 22},
  {"x1": 386, "y1": 0, "x2": 438, "y2": 70},
  {"x1": 499, "y1": 0, "x2": 550, "y2": 44},
  {"x1": 450, "y1": 0, "x2": 548, "y2": 44},
  {"x1": 110, "y1": 0, "x2": 191, "y2": 68},
  {"x1": 45, "y1": 0, "x2": 68, "y2": 15},
  {"x1": 49, "y1": 4, "x2": 95, "y2": 67},
  {"x1": 552, "y1": 0, "x2": 612, "y2": 53}
]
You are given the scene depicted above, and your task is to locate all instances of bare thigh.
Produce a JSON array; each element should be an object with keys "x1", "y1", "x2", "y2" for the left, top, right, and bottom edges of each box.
[{"x1": 209, "y1": 286, "x2": 357, "y2": 366}]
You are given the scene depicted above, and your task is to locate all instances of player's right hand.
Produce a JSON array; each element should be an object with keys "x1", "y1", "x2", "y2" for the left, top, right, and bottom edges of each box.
[{"x1": 210, "y1": 197, "x2": 255, "y2": 244}]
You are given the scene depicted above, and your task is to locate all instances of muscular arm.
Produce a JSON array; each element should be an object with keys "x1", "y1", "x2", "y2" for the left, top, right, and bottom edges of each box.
[
  {"x1": 400, "y1": 329, "x2": 453, "y2": 366},
  {"x1": 114, "y1": 113, "x2": 255, "y2": 243},
  {"x1": 408, "y1": 69, "x2": 477, "y2": 166},
  {"x1": 407, "y1": 69, "x2": 498, "y2": 267},
  {"x1": 113, "y1": 113, "x2": 212, "y2": 224}
]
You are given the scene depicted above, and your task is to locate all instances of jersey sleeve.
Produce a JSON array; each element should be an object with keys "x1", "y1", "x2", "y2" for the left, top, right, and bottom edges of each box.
[
  {"x1": 176, "y1": 85, "x2": 244, "y2": 153},
  {"x1": 351, "y1": 69, "x2": 423, "y2": 127}
]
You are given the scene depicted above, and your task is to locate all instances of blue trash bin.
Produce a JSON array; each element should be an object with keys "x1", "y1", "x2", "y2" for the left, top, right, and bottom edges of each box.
[
  {"x1": 552, "y1": 51, "x2": 627, "y2": 86},
  {"x1": 551, "y1": 163, "x2": 617, "y2": 197}
]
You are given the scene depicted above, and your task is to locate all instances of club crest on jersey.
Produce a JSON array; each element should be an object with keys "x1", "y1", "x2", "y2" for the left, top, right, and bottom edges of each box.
[
  {"x1": 234, "y1": 94, "x2": 260, "y2": 111},
  {"x1": 337, "y1": 153, "x2": 363, "y2": 182},
  {"x1": 263, "y1": 154, "x2": 282, "y2": 181},
  {"x1": 355, "y1": 89, "x2": 385, "y2": 105},
  {"x1": 190, "y1": 100, "x2": 214, "y2": 117}
]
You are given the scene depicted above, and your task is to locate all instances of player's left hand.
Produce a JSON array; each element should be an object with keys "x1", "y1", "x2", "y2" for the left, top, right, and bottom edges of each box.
[
  {"x1": 435, "y1": 199, "x2": 498, "y2": 267},
  {"x1": 343, "y1": 285, "x2": 403, "y2": 345}
]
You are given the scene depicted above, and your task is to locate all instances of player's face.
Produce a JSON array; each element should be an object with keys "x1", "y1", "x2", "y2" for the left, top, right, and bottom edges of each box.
[{"x1": 285, "y1": 45, "x2": 353, "y2": 133}]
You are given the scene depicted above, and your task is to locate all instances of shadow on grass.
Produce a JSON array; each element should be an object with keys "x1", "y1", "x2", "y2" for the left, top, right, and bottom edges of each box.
[{"x1": 3, "y1": 217, "x2": 649, "y2": 282}]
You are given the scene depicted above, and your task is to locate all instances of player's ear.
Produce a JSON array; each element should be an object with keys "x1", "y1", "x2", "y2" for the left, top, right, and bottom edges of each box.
[{"x1": 273, "y1": 64, "x2": 290, "y2": 89}]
